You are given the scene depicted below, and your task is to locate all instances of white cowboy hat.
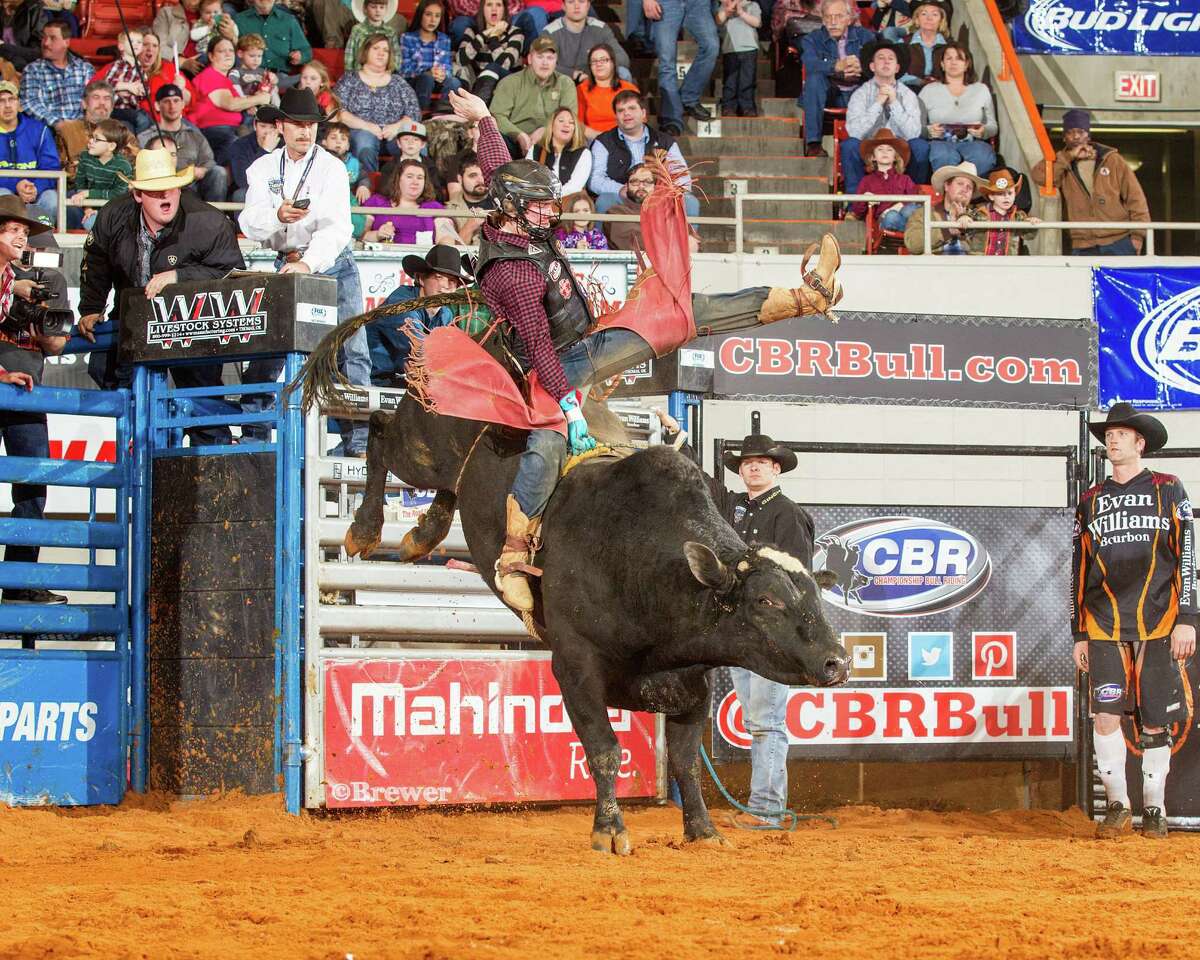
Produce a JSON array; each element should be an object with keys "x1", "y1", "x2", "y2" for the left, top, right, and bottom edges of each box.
[
  {"x1": 119, "y1": 148, "x2": 195, "y2": 191},
  {"x1": 351, "y1": 0, "x2": 399, "y2": 23},
  {"x1": 931, "y1": 160, "x2": 989, "y2": 197}
]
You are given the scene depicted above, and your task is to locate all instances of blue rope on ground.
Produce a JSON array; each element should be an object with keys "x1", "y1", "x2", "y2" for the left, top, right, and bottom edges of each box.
[{"x1": 699, "y1": 743, "x2": 839, "y2": 832}]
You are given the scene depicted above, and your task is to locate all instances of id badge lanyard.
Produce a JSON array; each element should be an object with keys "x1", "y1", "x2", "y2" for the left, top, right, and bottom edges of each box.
[{"x1": 281, "y1": 147, "x2": 318, "y2": 204}]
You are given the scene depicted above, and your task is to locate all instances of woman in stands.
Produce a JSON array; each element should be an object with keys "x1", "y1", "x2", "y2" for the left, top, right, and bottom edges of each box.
[
  {"x1": 334, "y1": 32, "x2": 422, "y2": 174},
  {"x1": 899, "y1": 0, "x2": 946, "y2": 90},
  {"x1": 188, "y1": 35, "x2": 273, "y2": 164},
  {"x1": 555, "y1": 191, "x2": 607, "y2": 249},
  {"x1": 136, "y1": 30, "x2": 195, "y2": 122},
  {"x1": 298, "y1": 59, "x2": 340, "y2": 117},
  {"x1": 526, "y1": 106, "x2": 590, "y2": 194},
  {"x1": 453, "y1": 0, "x2": 525, "y2": 104},
  {"x1": 401, "y1": 0, "x2": 462, "y2": 112},
  {"x1": 362, "y1": 157, "x2": 460, "y2": 244},
  {"x1": 574, "y1": 42, "x2": 637, "y2": 140},
  {"x1": 918, "y1": 42, "x2": 996, "y2": 177}
]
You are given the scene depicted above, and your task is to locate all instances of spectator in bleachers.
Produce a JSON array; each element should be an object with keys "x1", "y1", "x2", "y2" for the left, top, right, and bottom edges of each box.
[
  {"x1": 903, "y1": 159, "x2": 986, "y2": 254},
  {"x1": 228, "y1": 113, "x2": 279, "y2": 200},
  {"x1": 0, "y1": 81, "x2": 59, "y2": 223},
  {"x1": 401, "y1": 0, "x2": 463, "y2": 112},
  {"x1": 297, "y1": 59, "x2": 340, "y2": 116},
  {"x1": 771, "y1": 0, "x2": 820, "y2": 53},
  {"x1": 603, "y1": 161, "x2": 698, "y2": 252},
  {"x1": 344, "y1": 0, "x2": 402, "y2": 74},
  {"x1": 542, "y1": 0, "x2": 630, "y2": 84},
  {"x1": 136, "y1": 31, "x2": 195, "y2": 123},
  {"x1": 575, "y1": 43, "x2": 636, "y2": 139},
  {"x1": 967, "y1": 167, "x2": 1040, "y2": 256},
  {"x1": 155, "y1": 0, "x2": 238, "y2": 74},
  {"x1": 799, "y1": 0, "x2": 873, "y2": 157},
  {"x1": 918, "y1": 43, "x2": 995, "y2": 178},
  {"x1": 453, "y1": 0, "x2": 525, "y2": 104},
  {"x1": 19, "y1": 20, "x2": 92, "y2": 132},
  {"x1": 841, "y1": 39, "x2": 926, "y2": 191},
  {"x1": 590, "y1": 89, "x2": 698, "y2": 217},
  {"x1": 871, "y1": 0, "x2": 912, "y2": 40},
  {"x1": 65, "y1": 118, "x2": 131, "y2": 229},
  {"x1": 516, "y1": 0, "x2": 562, "y2": 39},
  {"x1": 335, "y1": 32, "x2": 421, "y2": 174},
  {"x1": 648, "y1": 0, "x2": 718, "y2": 136},
  {"x1": 717, "y1": 0, "x2": 761, "y2": 118},
  {"x1": 141, "y1": 84, "x2": 229, "y2": 200},
  {"x1": 320, "y1": 121, "x2": 369, "y2": 238},
  {"x1": 555, "y1": 190, "x2": 606, "y2": 248},
  {"x1": 311, "y1": 0, "x2": 359, "y2": 48},
  {"x1": 1032, "y1": 108, "x2": 1149, "y2": 256},
  {"x1": 443, "y1": 148, "x2": 487, "y2": 241},
  {"x1": 898, "y1": 0, "x2": 945, "y2": 90},
  {"x1": 189, "y1": 36, "x2": 273, "y2": 163},
  {"x1": 55, "y1": 80, "x2": 115, "y2": 179},
  {"x1": 846, "y1": 127, "x2": 917, "y2": 227},
  {"x1": 527, "y1": 105, "x2": 589, "y2": 193},
  {"x1": 489, "y1": 36, "x2": 576, "y2": 155},
  {"x1": 362, "y1": 157, "x2": 460, "y2": 244},
  {"x1": 0, "y1": 0, "x2": 47, "y2": 71},
  {"x1": 622, "y1": 0, "x2": 652, "y2": 57},
  {"x1": 233, "y1": 0, "x2": 311, "y2": 77},
  {"x1": 91, "y1": 30, "x2": 150, "y2": 132},
  {"x1": 229, "y1": 34, "x2": 280, "y2": 116}
]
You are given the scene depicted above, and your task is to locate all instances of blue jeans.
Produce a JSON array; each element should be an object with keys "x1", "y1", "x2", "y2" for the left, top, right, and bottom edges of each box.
[
  {"x1": 596, "y1": 189, "x2": 700, "y2": 219},
  {"x1": 200, "y1": 124, "x2": 241, "y2": 166},
  {"x1": 928, "y1": 138, "x2": 995, "y2": 179},
  {"x1": 514, "y1": 6, "x2": 559, "y2": 46},
  {"x1": 349, "y1": 127, "x2": 383, "y2": 175},
  {"x1": 730, "y1": 667, "x2": 790, "y2": 816},
  {"x1": 624, "y1": 0, "x2": 652, "y2": 47},
  {"x1": 840, "y1": 136, "x2": 930, "y2": 191},
  {"x1": 408, "y1": 71, "x2": 464, "y2": 111},
  {"x1": 0, "y1": 408, "x2": 48, "y2": 566},
  {"x1": 1072, "y1": 235, "x2": 1138, "y2": 256},
  {"x1": 800, "y1": 77, "x2": 851, "y2": 146},
  {"x1": 450, "y1": 14, "x2": 474, "y2": 46},
  {"x1": 653, "y1": 0, "x2": 719, "y2": 129},
  {"x1": 880, "y1": 201, "x2": 918, "y2": 231}
]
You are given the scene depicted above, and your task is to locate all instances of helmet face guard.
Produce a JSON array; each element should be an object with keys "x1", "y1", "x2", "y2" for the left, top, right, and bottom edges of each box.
[{"x1": 489, "y1": 159, "x2": 563, "y2": 240}]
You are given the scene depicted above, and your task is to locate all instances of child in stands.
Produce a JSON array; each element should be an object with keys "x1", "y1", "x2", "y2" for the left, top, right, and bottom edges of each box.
[
  {"x1": 321, "y1": 121, "x2": 369, "y2": 238},
  {"x1": 968, "y1": 167, "x2": 1041, "y2": 256},
  {"x1": 555, "y1": 192, "x2": 607, "y2": 250},
  {"x1": 847, "y1": 127, "x2": 918, "y2": 230},
  {"x1": 229, "y1": 34, "x2": 278, "y2": 119},
  {"x1": 67, "y1": 119, "x2": 133, "y2": 229},
  {"x1": 298, "y1": 60, "x2": 340, "y2": 117}
]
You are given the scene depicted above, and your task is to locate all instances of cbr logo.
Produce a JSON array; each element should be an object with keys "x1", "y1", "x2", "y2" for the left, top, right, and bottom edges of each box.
[
  {"x1": 1094, "y1": 683, "x2": 1124, "y2": 703},
  {"x1": 1130, "y1": 284, "x2": 1200, "y2": 396}
]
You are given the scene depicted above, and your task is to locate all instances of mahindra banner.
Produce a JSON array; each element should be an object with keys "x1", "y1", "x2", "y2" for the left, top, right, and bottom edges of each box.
[
  {"x1": 712, "y1": 311, "x2": 1096, "y2": 409},
  {"x1": 323, "y1": 655, "x2": 660, "y2": 807},
  {"x1": 1094, "y1": 267, "x2": 1200, "y2": 410},
  {"x1": 711, "y1": 506, "x2": 1076, "y2": 762},
  {"x1": 1014, "y1": 1, "x2": 1200, "y2": 56}
]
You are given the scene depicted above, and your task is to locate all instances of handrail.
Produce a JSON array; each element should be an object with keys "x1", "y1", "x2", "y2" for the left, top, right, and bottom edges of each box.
[
  {"x1": 981, "y1": 0, "x2": 1057, "y2": 197},
  {"x1": 10, "y1": 169, "x2": 68, "y2": 233}
]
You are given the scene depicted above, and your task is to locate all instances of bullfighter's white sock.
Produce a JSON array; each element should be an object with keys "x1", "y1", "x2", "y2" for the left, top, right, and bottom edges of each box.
[
  {"x1": 1093, "y1": 727, "x2": 1130, "y2": 808},
  {"x1": 1142, "y1": 745, "x2": 1170, "y2": 813}
]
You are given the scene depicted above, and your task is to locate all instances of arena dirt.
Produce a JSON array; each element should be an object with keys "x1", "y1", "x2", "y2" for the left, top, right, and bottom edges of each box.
[{"x1": 2, "y1": 793, "x2": 1195, "y2": 959}]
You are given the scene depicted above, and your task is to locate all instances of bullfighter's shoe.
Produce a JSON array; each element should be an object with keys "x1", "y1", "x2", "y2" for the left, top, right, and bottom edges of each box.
[
  {"x1": 757, "y1": 233, "x2": 844, "y2": 324},
  {"x1": 496, "y1": 494, "x2": 541, "y2": 613},
  {"x1": 1141, "y1": 806, "x2": 1168, "y2": 839},
  {"x1": 1095, "y1": 800, "x2": 1133, "y2": 838}
]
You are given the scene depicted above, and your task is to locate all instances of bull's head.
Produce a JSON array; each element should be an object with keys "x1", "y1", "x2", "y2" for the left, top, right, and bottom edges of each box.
[{"x1": 684, "y1": 541, "x2": 850, "y2": 687}]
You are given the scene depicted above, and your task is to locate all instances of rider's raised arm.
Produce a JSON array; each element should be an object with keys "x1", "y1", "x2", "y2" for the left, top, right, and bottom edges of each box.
[{"x1": 448, "y1": 89, "x2": 513, "y2": 187}]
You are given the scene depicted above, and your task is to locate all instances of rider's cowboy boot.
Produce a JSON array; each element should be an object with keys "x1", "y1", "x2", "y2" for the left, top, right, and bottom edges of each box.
[
  {"x1": 757, "y1": 233, "x2": 844, "y2": 323},
  {"x1": 496, "y1": 494, "x2": 542, "y2": 612}
]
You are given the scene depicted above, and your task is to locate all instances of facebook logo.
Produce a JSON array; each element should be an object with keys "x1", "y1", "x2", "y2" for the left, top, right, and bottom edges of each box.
[{"x1": 908, "y1": 632, "x2": 953, "y2": 681}]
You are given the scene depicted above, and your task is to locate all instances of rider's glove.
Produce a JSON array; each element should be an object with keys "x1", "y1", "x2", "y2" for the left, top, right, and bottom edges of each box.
[{"x1": 559, "y1": 390, "x2": 597, "y2": 456}]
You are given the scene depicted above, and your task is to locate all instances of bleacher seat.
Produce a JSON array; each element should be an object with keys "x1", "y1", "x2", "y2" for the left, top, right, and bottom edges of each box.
[
  {"x1": 84, "y1": 0, "x2": 155, "y2": 39},
  {"x1": 310, "y1": 48, "x2": 345, "y2": 84},
  {"x1": 70, "y1": 37, "x2": 118, "y2": 67}
]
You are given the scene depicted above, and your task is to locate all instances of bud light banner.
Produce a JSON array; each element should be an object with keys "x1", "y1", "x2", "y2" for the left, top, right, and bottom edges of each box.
[
  {"x1": 322, "y1": 654, "x2": 662, "y2": 808},
  {"x1": 1014, "y1": 1, "x2": 1200, "y2": 56},
  {"x1": 711, "y1": 505, "x2": 1076, "y2": 762},
  {"x1": 1094, "y1": 267, "x2": 1200, "y2": 409}
]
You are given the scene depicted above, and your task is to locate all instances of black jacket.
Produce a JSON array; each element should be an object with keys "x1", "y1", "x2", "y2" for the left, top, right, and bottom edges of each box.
[
  {"x1": 0, "y1": 0, "x2": 47, "y2": 70},
  {"x1": 595, "y1": 124, "x2": 676, "y2": 185},
  {"x1": 727, "y1": 487, "x2": 815, "y2": 566}
]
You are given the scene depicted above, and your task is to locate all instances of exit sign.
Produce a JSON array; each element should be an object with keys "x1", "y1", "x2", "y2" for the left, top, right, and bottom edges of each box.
[{"x1": 1115, "y1": 71, "x2": 1160, "y2": 102}]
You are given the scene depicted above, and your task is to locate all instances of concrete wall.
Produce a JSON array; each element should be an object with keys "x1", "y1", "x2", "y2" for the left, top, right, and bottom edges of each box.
[{"x1": 1021, "y1": 53, "x2": 1200, "y2": 125}]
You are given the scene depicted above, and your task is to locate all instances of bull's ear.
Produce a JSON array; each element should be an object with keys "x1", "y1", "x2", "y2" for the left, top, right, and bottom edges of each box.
[
  {"x1": 814, "y1": 569, "x2": 839, "y2": 590},
  {"x1": 684, "y1": 541, "x2": 735, "y2": 594}
]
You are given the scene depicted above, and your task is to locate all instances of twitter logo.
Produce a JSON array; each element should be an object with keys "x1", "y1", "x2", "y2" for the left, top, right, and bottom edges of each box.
[{"x1": 908, "y1": 632, "x2": 953, "y2": 680}]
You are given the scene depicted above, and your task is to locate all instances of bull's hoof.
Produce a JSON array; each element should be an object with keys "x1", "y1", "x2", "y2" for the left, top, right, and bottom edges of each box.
[
  {"x1": 396, "y1": 529, "x2": 434, "y2": 563},
  {"x1": 687, "y1": 827, "x2": 733, "y2": 848},
  {"x1": 344, "y1": 524, "x2": 382, "y2": 559},
  {"x1": 590, "y1": 829, "x2": 632, "y2": 856}
]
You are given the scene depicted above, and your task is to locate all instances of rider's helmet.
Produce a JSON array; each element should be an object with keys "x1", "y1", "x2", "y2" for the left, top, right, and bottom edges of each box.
[{"x1": 487, "y1": 159, "x2": 562, "y2": 241}]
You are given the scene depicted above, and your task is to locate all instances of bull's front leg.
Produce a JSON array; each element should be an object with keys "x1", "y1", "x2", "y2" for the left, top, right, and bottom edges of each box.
[{"x1": 345, "y1": 411, "x2": 393, "y2": 558}]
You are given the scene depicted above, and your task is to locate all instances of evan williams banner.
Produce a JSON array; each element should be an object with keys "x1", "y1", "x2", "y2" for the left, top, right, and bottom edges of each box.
[
  {"x1": 712, "y1": 312, "x2": 1096, "y2": 409},
  {"x1": 1014, "y1": 1, "x2": 1200, "y2": 56},
  {"x1": 711, "y1": 505, "x2": 1076, "y2": 762},
  {"x1": 323, "y1": 656, "x2": 660, "y2": 808},
  {"x1": 1094, "y1": 267, "x2": 1200, "y2": 410}
]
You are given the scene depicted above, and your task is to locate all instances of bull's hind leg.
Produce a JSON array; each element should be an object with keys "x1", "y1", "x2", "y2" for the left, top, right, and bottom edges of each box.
[{"x1": 345, "y1": 411, "x2": 393, "y2": 558}]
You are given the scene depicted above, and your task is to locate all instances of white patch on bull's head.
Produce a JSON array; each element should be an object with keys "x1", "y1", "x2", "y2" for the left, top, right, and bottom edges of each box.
[
  {"x1": 736, "y1": 560, "x2": 751, "y2": 573},
  {"x1": 756, "y1": 546, "x2": 809, "y2": 576}
]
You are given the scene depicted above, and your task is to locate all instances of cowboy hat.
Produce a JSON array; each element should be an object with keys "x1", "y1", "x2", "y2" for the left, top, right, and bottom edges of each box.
[
  {"x1": 352, "y1": 0, "x2": 399, "y2": 23},
  {"x1": 722, "y1": 433, "x2": 798, "y2": 475},
  {"x1": 259, "y1": 87, "x2": 330, "y2": 124},
  {"x1": 931, "y1": 160, "x2": 988, "y2": 196},
  {"x1": 858, "y1": 38, "x2": 908, "y2": 76},
  {"x1": 859, "y1": 127, "x2": 911, "y2": 165},
  {"x1": 119, "y1": 147, "x2": 195, "y2": 191},
  {"x1": 1089, "y1": 403, "x2": 1167, "y2": 454},
  {"x1": 0, "y1": 195, "x2": 51, "y2": 235},
  {"x1": 978, "y1": 167, "x2": 1024, "y2": 196},
  {"x1": 909, "y1": 0, "x2": 950, "y2": 22},
  {"x1": 401, "y1": 244, "x2": 474, "y2": 285}
]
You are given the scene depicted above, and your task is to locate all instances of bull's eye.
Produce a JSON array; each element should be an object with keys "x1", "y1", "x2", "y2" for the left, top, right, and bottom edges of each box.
[{"x1": 758, "y1": 595, "x2": 781, "y2": 609}]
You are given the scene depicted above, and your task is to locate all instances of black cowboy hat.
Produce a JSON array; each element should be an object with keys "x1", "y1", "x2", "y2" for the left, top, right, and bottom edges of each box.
[
  {"x1": 722, "y1": 433, "x2": 798, "y2": 474},
  {"x1": 259, "y1": 87, "x2": 329, "y2": 124},
  {"x1": 401, "y1": 244, "x2": 475, "y2": 285},
  {"x1": 858, "y1": 38, "x2": 909, "y2": 76},
  {"x1": 1089, "y1": 402, "x2": 1168, "y2": 453}
]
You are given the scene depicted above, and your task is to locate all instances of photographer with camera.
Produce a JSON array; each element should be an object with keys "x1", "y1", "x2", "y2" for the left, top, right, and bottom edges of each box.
[{"x1": 0, "y1": 195, "x2": 73, "y2": 612}]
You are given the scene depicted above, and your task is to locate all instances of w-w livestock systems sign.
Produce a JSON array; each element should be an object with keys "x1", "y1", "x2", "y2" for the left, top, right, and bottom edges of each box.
[{"x1": 711, "y1": 505, "x2": 1076, "y2": 762}]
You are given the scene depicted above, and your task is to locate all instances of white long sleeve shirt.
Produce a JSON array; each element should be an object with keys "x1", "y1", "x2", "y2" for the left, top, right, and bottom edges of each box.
[{"x1": 238, "y1": 144, "x2": 353, "y2": 275}]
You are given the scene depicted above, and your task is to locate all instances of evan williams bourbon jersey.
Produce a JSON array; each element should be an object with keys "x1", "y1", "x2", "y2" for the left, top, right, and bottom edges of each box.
[{"x1": 1072, "y1": 469, "x2": 1199, "y2": 642}]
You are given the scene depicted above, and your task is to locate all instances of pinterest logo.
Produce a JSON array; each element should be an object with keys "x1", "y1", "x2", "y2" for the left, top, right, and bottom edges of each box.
[{"x1": 972, "y1": 632, "x2": 1016, "y2": 680}]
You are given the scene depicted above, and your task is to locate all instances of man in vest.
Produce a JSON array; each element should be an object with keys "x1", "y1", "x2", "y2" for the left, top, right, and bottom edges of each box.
[{"x1": 447, "y1": 88, "x2": 842, "y2": 612}]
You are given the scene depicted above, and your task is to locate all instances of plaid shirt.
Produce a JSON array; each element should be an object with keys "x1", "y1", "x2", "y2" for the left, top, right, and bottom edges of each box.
[
  {"x1": 20, "y1": 55, "x2": 93, "y2": 126},
  {"x1": 400, "y1": 31, "x2": 453, "y2": 77},
  {"x1": 102, "y1": 59, "x2": 143, "y2": 110}
]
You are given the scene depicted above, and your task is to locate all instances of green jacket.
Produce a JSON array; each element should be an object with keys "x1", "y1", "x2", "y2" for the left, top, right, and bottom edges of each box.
[
  {"x1": 489, "y1": 68, "x2": 578, "y2": 138},
  {"x1": 72, "y1": 151, "x2": 132, "y2": 200},
  {"x1": 233, "y1": 6, "x2": 311, "y2": 72}
]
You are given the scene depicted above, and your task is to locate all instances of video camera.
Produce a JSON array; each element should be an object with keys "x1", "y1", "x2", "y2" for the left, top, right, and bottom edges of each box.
[{"x1": 3, "y1": 249, "x2": 74, "y2": 338}]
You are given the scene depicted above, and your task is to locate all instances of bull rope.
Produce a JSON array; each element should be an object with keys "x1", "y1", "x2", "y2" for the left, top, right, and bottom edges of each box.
[{"x1": 697, "y1": 745, "x2": 839, "y2": 832}]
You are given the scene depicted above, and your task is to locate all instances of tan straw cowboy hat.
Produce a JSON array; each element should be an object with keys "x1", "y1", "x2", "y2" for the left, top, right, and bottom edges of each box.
[
  {"x1": 931, "y1": 160, "x2": 989, "y2": 196},
  {"x1": 120, "y1": 148, "x2": 194, "y2": 191}
]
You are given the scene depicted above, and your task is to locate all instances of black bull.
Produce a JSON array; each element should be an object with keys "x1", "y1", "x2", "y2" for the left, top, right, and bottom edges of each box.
[{"x1": 340, "y1": 390, "x2": 851, "y2": 853}]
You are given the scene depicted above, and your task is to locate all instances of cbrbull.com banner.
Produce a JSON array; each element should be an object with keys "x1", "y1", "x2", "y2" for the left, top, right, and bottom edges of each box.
[
  {"x1": 711, "y1": 312, "x2": 1096, "y2": 409},
  {"x1": 711, "y1": 506, "x2": 1077, "y2": 763},
  {"x1": 1094, "y1": 267, "x2": 1200, "y2": 410},
  {"x1": 1013, "y1": 0, "x2": 1200, "y2": 56}
]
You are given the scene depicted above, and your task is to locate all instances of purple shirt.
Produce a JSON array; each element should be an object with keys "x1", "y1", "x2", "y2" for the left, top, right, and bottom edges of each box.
[{"x1": 364, "y1": 195, "x2": 445, "y2": 243}]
